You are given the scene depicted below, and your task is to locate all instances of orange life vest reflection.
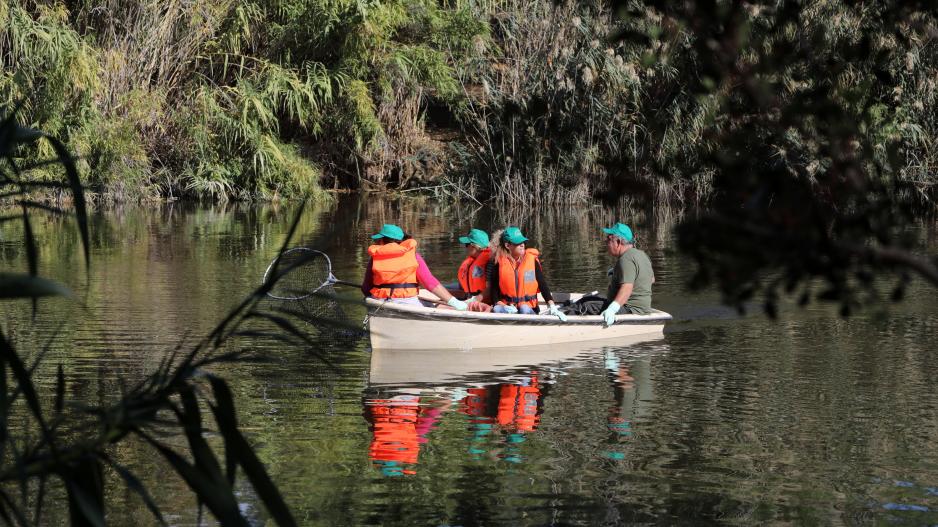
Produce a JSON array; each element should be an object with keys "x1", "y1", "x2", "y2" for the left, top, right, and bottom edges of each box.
[
  {"x1": 495, "y1": 379, "x2": 541, "y2": 432},
  {"x1": 457, "y1": 377, "x2": 543, "y2": 463},
  {"x1": 365, "y1": 395, "x2": 443, "y2": 476},
  {"x1": 458, "y1": 378, "x2": 542, "y2": 433}
]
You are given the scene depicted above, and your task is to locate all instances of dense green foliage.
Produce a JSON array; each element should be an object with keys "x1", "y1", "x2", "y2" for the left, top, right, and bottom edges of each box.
[
  {"x1": 0, "y1": 0, "x2": 484, "y2": 200},
  {"x1": 4, "y1": 0, "x2": 933, "y2": 204},
  {"x1": 605, "y1": 1, "x2": 938, "y2": 315}
]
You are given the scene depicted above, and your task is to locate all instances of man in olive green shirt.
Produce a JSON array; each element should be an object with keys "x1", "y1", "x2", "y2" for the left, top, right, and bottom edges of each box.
[{"x1": 601, "y1": 223, "x2": 655, "y2": 326}]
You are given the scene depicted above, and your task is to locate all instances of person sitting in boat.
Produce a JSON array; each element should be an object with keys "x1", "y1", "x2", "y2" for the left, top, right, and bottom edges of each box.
[
  {"x1": 484, "y1": 227, "x2": 567, "y2": 321},
  {"x1": 456, "y1": 228, "x2": 493, "y2": 311},
  {"x1": 362, "y1": 223, "x2": 468, "y2": 310},
  {"x1": 600, "y1": 222, "x2": 655, "y2": 326}
]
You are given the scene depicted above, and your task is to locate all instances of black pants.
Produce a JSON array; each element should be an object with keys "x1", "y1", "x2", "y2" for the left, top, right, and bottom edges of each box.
[{"x1": 560, "y1": 295, "x2": 634, "y2": 316}]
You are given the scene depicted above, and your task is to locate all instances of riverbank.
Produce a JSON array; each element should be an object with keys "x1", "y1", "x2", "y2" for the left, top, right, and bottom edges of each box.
[{"x1": 3, "y1": 1, "x2": 936, "y2": 206}]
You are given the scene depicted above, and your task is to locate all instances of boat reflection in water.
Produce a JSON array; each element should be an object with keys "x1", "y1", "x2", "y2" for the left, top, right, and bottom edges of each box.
[{"x1": 363, "y1": 333, "x2": 667, "y2": 476}]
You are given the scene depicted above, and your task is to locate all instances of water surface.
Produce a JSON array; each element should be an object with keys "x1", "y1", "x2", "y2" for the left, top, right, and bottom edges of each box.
[{"x1": 2, "y1": 197, "x2": 937, "y2": 525}]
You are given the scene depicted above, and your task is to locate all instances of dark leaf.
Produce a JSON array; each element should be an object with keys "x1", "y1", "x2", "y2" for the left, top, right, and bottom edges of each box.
[
  {"x1": 104, "y1": 456, "x2": 168, "y2": 526},
  {"x1": 55, "y1": 364, "x2": 65, "y2": 416},
  {"x1": 0, "y1": 328, "x2": 53, "y2": 446},
  {"x1": 177, "y1": 388, "x2": 226, "y2": 481},
  {"x1": 137, "y1": 432, "x2": 249, "y2": 527},
  {"x1": 0, "y1": 273, "x2": 72, "y2": 299},
  {"x1": 64, "y1": 459, "x2": 105, "y2": 527},
  {"x1": 208, "y1": 376, "x2": 298, "y2": 527},
  {"x1": 0, "y1": 487, "x2": 29, "y2": 527},
  {"x1": 43, "y1": 134, "x2": 90, "y2": 273}
]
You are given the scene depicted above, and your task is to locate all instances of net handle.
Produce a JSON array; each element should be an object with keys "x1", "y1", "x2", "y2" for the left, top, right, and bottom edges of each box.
[{"x1": 263, "y1": 247, "x2": 447, "y2": 305}]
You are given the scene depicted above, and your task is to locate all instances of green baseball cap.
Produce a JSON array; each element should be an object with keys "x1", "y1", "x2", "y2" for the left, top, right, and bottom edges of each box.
[
  {"x1": 458, "y1": 228, "x2": 490, "y2": 248},
  {"x1": 602, "y1": 222, "x2": 634, "y2": 242},
  {"x1": 371, "y1": 223, "x2": 405, "y2": 241},
  {"x1": 501, "y1": 226, "x2": 529, "y2": 245}
]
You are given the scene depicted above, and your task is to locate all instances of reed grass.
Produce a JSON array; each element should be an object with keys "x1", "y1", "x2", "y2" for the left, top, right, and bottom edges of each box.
[{"x1": 1, "y1": 0, "x2": 936, "y2": 206}]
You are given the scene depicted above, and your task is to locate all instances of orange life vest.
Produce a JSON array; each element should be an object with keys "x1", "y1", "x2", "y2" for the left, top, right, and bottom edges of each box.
[
  {"x1": 457, "y1": 248, "x2": 491, "y2": 296},
  {"x1": 496, "y1": 377, "x2": 541, "y2": 433},
  {"x1": 496, "y1": 248, "x2": 540, "y2": 309},
  {"x1": 368, "y1": 239, "x2": 419, "y2": 298}
]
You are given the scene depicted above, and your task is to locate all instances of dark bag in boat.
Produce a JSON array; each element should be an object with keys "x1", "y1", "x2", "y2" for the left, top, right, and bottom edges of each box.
[{"x1": 559, "y1": 295, "x2": 609, "y2": 316}]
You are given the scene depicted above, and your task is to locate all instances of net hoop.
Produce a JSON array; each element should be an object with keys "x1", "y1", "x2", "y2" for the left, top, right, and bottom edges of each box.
[{"x1": 263, "y1": 247, "x2": 333, "y2": 300}]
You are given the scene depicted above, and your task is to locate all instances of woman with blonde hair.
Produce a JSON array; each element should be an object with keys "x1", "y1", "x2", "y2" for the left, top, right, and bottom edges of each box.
[{"x1": 484, "y1": 226, "x2": 566, "y2": 321}]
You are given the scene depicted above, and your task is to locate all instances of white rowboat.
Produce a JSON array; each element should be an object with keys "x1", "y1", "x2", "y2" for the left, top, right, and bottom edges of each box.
[{"x1": 365, "y1": 292, "x2": 671, "y2": 350}]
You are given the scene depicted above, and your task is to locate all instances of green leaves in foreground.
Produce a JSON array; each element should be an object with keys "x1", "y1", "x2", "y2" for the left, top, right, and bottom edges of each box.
[
  {"x1": 0, "y1": 107, "x2": 304, "y2": 525},
  {"x1": 0, "y1": 273, "x2": 72, "y2": 299},
  {"x1": 0, "y1": 249, "x2": 308, "y2": 526}
]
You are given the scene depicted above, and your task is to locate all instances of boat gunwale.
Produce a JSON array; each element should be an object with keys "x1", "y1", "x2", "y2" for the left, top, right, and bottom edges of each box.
[{"x1": 364, "y1": 297, "x2": 672, "y2": 325}]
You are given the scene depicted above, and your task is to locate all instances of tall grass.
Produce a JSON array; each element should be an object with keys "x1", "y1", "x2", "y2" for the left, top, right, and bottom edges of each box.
[{"x1": 1, "y1": 0, "x2": 936, "y2": 205}]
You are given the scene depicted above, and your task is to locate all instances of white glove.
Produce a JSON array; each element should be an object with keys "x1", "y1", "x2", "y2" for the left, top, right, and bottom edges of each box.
[
  {"x1": 447, "y1": 297, "x2": 468, "y2": 311},
  {"x1": 602, "y1": 301, "x2": 620, "y2": 327},
  {"x1": 502, "y1": 304, "x2": 519, "y2": 314},
  {"x1": 547, "y1": 304, "x2": 568, "y2": 322}
]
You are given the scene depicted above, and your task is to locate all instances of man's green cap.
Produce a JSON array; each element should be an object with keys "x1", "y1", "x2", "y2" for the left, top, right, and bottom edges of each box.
[
  {"x1": 458, "y1": 228, "x2": 490, "y2": 248},
  {"x1": 371, "y1": 223, "x2": 405, "y2": 241},
  {"x1": 501, "y1": 226, "x2": 529, "y2": 245},
  {"x1": 602, "y1": 222, "x2": 634, "y2": 243}
]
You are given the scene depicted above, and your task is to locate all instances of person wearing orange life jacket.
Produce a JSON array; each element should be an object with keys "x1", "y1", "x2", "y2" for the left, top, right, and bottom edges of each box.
[
  {"x1": 361, "y1": 223, "x2": 468, "y2": 310},
  {"x1": 455, "y1": 228, "x2": 493, "y2": 311},
  {"x1": 484, "y1": 227, "x2": 567, "y2": 321}
]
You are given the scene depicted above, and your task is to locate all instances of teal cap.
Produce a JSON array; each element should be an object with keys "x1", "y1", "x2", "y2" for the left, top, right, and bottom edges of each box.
[
  {"x1": 500, "y1": 226, "x2": 529, "y2": 245},
  {"x1": 602, "y1": 222, "x2": 634, "y2": 242},
  {"x1": 458, "y1": 228, "x2": 490, "y2": 248},
  {"x1": 371, "y1": 223, "x2": 405, "y2": 241}
]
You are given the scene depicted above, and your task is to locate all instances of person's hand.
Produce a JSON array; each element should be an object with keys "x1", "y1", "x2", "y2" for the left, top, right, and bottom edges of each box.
[
  {"x1": 503, "y1": 305, "x2": 519, "y2": 314},
  {"x1": 602, "y1": 301, "x2": 620, "y2": 327},
  {"x1": 468, "y1": 301, "x2": 492, "y2": 312},
  {"x1": 547, "y1": 304, "x2": 568, "y2": 322},
  {"x1": 446, "y1": 297, "x2": 469, "y2": 311}
]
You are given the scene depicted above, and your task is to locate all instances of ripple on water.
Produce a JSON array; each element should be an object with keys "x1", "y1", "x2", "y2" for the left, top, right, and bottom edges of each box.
[{"x1": 3, "y1": 201, "x2": 937, "y2": 525}]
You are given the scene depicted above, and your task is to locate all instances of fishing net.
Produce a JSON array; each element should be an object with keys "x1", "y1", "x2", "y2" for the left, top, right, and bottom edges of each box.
[
  {"x1": 262, "y1": 248, "x2": 362, "y2": 341},
  {"x1": 264, "y1": 247, "x2": 334, "y2": 300}
]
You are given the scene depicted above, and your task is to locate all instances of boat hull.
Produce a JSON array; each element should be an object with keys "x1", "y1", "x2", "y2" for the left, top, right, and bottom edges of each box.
[{"x1": 365, "y1": 297, "x2": 670, "y2": 350}]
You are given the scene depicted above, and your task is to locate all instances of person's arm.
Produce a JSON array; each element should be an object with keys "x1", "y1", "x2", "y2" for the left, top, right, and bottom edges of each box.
[
  {"x1": 415, "y1": 253, "x2": 441, "y2": 291},
  {"x1": 485, "y1": 262, "x2": 500, "y2": 304},
  {"x1": 611, "y1": 282, "x2": 634, "y2": 306},
  {"x1": 429, "y1": 283, "x2": 456, "y2": 302},
  {"x1": 361, "y1": 257, "x2": 374, "y2": 297},
  {"x1": 534, "y1": 260, "x2": 554, "y2": 304},
  {"x1": 414, "y1": 253, "x2": 461, "y2": 304}
]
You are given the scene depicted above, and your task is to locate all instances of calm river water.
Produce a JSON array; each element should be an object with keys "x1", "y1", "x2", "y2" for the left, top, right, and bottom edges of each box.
[{"x1": 3, "y1": 197, "x2": 938, "y2": 525}]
